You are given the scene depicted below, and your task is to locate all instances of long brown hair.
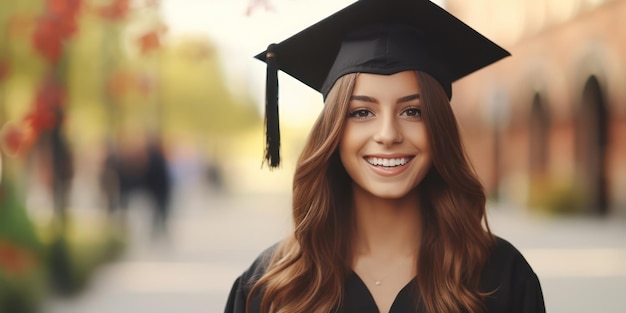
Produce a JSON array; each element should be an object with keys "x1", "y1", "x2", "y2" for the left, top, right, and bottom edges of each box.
[{"x1": 249, "y1": 71, "x2": 493, "y2": 313}]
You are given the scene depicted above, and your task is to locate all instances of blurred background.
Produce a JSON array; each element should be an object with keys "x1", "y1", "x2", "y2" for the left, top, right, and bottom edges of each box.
[{"x1": 0, "y1": 0, "x2": 624, "y2": 313}]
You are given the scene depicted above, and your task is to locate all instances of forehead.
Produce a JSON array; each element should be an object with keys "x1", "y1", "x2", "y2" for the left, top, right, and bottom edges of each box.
[{"x1": 352, "y1": 71, "x2": 421, "y2": 96}]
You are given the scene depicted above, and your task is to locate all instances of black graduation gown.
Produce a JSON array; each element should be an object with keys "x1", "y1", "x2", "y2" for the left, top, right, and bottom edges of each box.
[{"x1": 224, "y1": 236, "x2": 545, "y2": 313}]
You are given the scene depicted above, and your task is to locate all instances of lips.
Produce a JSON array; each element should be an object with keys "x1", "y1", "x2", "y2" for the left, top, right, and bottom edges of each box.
[{"x1": 364, "y1": 155, "x2": 415, "y2": 176}]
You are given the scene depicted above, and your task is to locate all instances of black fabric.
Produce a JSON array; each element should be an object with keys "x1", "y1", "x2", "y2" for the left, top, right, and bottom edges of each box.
[
  {"x1": 264, "y1": 43, "x2": 280, "y2": 168},
  {"x1": 254, "y1": 0, "x2": 510, "y2": 100},
  {"x1": 224, "y1": 237, "x2": 545, "y2": 313},
  {"x1": 321, "y1": 23, "x2": 453, "y2": 99}
]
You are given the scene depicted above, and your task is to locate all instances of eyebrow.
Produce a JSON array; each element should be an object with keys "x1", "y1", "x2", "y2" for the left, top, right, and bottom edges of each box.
[{"x1": 350, "y1": 93, "x2": 421, "y2": 104}]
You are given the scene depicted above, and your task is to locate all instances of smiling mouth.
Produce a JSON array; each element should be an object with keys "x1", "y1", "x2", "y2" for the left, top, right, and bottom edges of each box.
[{"x1": 365, "y1": 156, "x2": 413, "y2": 167}]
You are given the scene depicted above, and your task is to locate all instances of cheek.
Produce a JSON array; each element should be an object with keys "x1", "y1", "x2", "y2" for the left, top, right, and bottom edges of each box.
[
  {"x1": 406, "y1": 124, "x2": 430, "y2": 146},
  {"x1": 339, "y1": 127, "x2": 355, "y2": 153},
  {"x1": 420, "y1": 135, "x2": 433, "y2": 167},
  {"x1": 339, "y1": 127, "x2": 361, "y2": 170},
  {"x1": 338, "y1": 137, "x2": 353, "y2": 166}
]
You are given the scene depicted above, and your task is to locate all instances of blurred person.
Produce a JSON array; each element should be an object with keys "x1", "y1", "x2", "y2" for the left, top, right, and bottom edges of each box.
[
  {"x1": 50, "y1": 110, "x2": 75, "y2": 293},
  {"x1": 50, "y1": 109, "x2": 74, "y2": 230},
  {"x1": 30, "y1": 108, "x2": 76, "y2": 294},
  {"x1": 26, "y1": 108, "x2": 74, "y2": 230},
  {"x1": 101, "y1": 141, "x2": 123, "y2": 219},
  {"x1": 100, "y1": 133, "x2": 172, "y2": 239},
  {"x1": 11, "y1": 104, "x2": 76, "y2": 295},
  {"x1": 225, "y1": 0, "x2": 545, "y2": 313},
  {"x1": 143, "y1": 138, "x2": 172, "y2": 237},
  {"x1": 100, "y1": 138, "x2": 136, "y2": 224},
  {"x1": 205, "y1": 157, "x2": 225, "y2": 193}
]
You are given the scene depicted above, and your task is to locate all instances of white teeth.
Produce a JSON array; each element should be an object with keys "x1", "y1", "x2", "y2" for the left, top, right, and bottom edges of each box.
[{"x1": 366, "y1": 157, "x2": 410, "y2": 167}]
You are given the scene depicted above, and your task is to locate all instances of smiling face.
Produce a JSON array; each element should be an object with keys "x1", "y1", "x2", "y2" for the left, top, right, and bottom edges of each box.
[{"x1": 339, "y1": 71, "x2": 432, "y2": 200}]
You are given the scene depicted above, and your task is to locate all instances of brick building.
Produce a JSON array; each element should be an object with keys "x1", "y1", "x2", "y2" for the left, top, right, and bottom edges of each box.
[{"x1": 446, "y1": 0, "x2": 626, "y2": 216}]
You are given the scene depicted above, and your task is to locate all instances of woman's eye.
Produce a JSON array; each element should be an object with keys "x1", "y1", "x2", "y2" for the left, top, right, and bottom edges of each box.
[
  {"x1": 348, "y1": 109, "x2": 373, "y2": 119},
  {"x1": 402, "y1": 107, "x2": 422, "y2": 118}
]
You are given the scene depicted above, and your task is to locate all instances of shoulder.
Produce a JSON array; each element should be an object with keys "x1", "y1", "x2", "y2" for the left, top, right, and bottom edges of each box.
[
  {"x1": 225, "y1": 243, "x2": 279, "y2": 313},
  {"x1": 239, "y1": 243, "x2": 279, "y2": 290},
  {"x1": 489, "y1": 236, "x2": 532, "y2": 268},
  {"x1": 481, "y1": 236, "x2": 546, "y2": 313},
  {"x1": 483, "y1": 236, "x2": 537, "y2": 282}
]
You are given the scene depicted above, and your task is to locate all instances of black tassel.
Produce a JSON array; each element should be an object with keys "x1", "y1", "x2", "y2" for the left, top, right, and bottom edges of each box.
[{"x1": 264, "y1": 43, "x2": 280, "y2": 168}]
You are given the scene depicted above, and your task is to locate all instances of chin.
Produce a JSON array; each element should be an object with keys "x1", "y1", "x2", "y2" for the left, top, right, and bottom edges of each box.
[{"x1": 361, "y1": 184, "x2": 418, "y2": 200}]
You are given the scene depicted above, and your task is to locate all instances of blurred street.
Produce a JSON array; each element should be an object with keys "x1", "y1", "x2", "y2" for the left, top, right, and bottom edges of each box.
[{"x1": 43, "y1": 183, "x2": 626, "y2": 313}]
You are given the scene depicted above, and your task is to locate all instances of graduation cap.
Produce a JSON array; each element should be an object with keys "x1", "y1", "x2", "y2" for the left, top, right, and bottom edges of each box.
[{"x1": 256, "y1": 0, "x2": 510, "y2": 168}]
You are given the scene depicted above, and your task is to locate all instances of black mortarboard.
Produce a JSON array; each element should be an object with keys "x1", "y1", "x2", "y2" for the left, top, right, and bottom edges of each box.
[{"x1": 256, "y1": 0, "x2": 510, "y2": 168}]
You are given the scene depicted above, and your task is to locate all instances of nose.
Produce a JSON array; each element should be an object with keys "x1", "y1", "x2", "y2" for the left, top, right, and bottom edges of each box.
[{"x1": 372, "y1": 114, "x2": 402, "y2": 147}]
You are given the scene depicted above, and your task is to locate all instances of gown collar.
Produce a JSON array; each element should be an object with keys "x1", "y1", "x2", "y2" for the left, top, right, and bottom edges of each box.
[{"x1": 343, "y1": 271, "x2": 420, "y2": 313}]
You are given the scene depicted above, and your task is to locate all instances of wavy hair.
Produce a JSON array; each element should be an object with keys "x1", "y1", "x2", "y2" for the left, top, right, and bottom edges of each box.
[{"x1": 248, "y1": 71, "x2": 493, "y2": 313}]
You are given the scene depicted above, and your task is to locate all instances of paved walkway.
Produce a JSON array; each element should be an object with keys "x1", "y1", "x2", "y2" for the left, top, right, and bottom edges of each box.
[
  {"x1": 44, "y1": 185, "x2": 292, "y2": 313},
  {"x1": 44, "y1": 186, "x2": 626, "y2": 313}
]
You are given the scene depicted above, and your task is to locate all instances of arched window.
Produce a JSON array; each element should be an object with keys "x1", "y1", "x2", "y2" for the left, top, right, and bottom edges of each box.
[
  {"x1": 576, "y1": 75, "x2": 609, "y2": 215},
  {"x1": 529, "y1": 93, "x2": 550, "y2": 179}
]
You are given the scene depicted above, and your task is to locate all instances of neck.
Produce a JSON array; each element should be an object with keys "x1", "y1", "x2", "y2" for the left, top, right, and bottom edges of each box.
[{"x1": 350, "y1": 184, "x2": 422, "y2": 260}]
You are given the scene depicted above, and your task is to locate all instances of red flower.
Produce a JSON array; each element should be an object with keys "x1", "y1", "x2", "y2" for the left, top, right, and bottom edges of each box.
[
  {"x1": 27, "y1": 79, "x2": 65, "y2": 132},
  {"x1": 31, "y1": 0, "x2": 82, "y2": 64},
  {"x1": 47, "y1": 0, "x2": 81, "y2": 38},
  {"x1": 1, "y1": 121, "x2": 38, "y2": 157},
  {"x1": 0, "y1": 240, "x2": 35, "y2": 275},
  {"x1": 1, "y1": 123, "x2": 26, "y2": 156},
  {"x1": 98, "y1": 0, "x2": 130, "y2": 21},
  {"x1": 138, "y1": 31, "x2": 160, "y2": 55},
  {"x1": 32, "y1": 16, "x2": 65, "y2": 63},
  {"x1": 47, "y1": 0, "x2": 82, "y2": 19},
  {"x1": 16, "y1": 78, "x2": 66, "y2": 137},
  {"x1": 24, "y1": 110, "x2": 57, "y2": 134},
  {"x1": 0, "y1": 78, "x2": 65, "y2": 156}
]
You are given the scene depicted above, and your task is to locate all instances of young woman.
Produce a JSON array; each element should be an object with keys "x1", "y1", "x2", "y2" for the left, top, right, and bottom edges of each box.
[{"x1": 226, "y1": 1, "x2": 545, "y2": 312}]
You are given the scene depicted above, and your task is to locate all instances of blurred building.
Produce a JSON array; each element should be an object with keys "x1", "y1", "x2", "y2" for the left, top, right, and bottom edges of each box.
[{"x1": 446, "y1": 0, "x2": 626, "y2": 216}]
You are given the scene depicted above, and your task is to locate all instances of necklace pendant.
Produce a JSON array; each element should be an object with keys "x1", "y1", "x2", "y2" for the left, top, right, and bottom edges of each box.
[{"x1": 375, "y1": 280, "x2": 382, "y2": 286}]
